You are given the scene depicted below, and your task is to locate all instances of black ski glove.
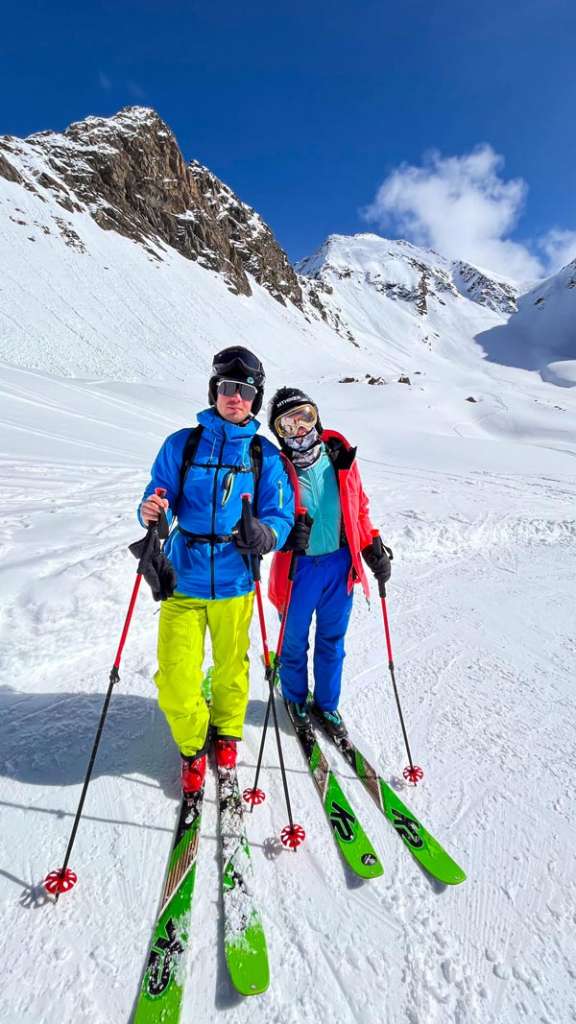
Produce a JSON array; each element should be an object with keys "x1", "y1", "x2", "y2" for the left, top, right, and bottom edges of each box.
[
  {"x1": 283, "y1": 511, "x2": 314, "y2": 554},
  {"x1": 129, "y1": 530, "x2": 177, "y2": 601},
  {"x1": 362, "y1": 536, "x2": 393, "y2": 584},
  {"x1": 233, "y1": 515, "x2": 276, "y2": 557}
]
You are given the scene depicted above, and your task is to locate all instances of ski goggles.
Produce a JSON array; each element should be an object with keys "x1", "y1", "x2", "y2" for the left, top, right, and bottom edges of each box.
[
  {"x1": 213, "y1": 351, "x2": 264, "y2": 386},
  {"x1": 274, "y1": 403, "x2": 318, "y2": 438},
  {"x1": 217, "y1": 378, "x2": 258, "y2": 402}
]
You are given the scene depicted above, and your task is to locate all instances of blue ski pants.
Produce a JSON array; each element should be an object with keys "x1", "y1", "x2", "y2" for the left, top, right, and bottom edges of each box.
[{"x1": 280, "y1": 547, "x2": 354, "y2": 711}]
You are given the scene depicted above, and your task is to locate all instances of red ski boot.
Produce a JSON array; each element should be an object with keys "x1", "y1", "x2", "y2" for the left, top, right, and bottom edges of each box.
[
  {"x1": 180, "y1": 751, "x2": 207, "y2": 797},
  {"x1": 215, "y1": 738, "x2": 237, "y2": 769}
]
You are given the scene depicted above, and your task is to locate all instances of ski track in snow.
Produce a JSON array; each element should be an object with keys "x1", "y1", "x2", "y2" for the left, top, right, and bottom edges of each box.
[{"x1": 0, "y1": 369, "x2": 575, "y2": 1024}]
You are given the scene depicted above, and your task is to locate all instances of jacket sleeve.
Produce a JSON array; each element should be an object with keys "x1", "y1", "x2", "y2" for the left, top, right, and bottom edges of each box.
[
  {"x1": 137, "y1": 430, "x2": 188, "y2": 528},
  {"x1": 257, "y1": 448, "x2": 295, "y2": 550},
  {"x1": 352, "y1": 461, "x2": 375, "y2": 549}
]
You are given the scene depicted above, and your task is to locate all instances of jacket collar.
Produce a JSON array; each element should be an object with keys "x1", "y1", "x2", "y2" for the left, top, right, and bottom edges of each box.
[
  {"x1": 197, "y1": 406, "x2": 260, "y2": 441},
  {"x1": 321, "y1": 429, "x2": 357, "y2": 470}
]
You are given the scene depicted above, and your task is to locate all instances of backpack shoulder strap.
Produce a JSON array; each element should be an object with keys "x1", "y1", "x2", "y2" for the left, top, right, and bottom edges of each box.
[
  {"x1": 176, "y1": 425, "x2": 203, "y2": 511},
  {"x1": 176, "y1": 427, "x2": 262, "y2": 515},
  {"x1": 249, "y1": 435, "x2": 263, "y2": 516}
]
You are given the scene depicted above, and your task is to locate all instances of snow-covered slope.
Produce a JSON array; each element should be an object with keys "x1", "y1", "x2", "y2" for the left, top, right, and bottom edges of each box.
[
  {"x1": 1, "y1": 362, "x2": 575, "y2": 1024},
  {"x1": 519, "y1": 259, "x2": 576, "y2": 384},
  {"x1": 1, "y1": 112, "x2": 576, "y2": 1024},
  {"x1": 0, "y1": 175, "x2": 350, "y2": 381},
  {"x1": 298, "y1": 232, "x2": 576, "y2": 389},
  {"x1": 297, "y1": 233, "x2": 520, "y2": 358}
]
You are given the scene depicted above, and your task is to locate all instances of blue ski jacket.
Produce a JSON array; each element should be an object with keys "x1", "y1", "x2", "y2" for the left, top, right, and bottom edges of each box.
[{"x1": 138, "y1": 408, "x2": 294, "y2": 599}]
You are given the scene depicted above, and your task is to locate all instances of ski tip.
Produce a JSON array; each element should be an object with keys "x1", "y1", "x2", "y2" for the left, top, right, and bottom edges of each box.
[
  {"x1": 225, "y1": 931, "x2": 270, "y2": 997},
  {"x1": 420, "y1": 847, "x2": 467, "y2": 886},
  {"x1": 360, "y1": 862, "x2": 385, "y2": 880},
  {"x1": 439, "y1": 865, "x2": 467, "y2": 886},
  {"x1": 228, "y1": 974, "x2": 270, "y2": 997},
  {"x1": 356, "y1": 849, "x2": 385, "y2": 879}
]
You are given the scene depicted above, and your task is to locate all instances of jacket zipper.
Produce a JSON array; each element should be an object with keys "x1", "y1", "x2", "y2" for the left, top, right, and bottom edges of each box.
[{"x1": 210, "y1": 438, "x2": 226, "y2": 599}]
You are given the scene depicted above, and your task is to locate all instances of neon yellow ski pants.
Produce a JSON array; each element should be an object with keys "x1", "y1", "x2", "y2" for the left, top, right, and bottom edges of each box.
[{"x1": 154, "y1": 591, "x2": 255, "y2": 756}]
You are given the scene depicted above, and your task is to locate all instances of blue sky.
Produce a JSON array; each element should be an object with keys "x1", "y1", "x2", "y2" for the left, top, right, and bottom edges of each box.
[{"x1": 1, "y1": 0, "x2": 574, "y2": 274}]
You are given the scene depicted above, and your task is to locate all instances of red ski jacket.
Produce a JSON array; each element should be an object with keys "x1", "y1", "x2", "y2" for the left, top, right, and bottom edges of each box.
[{"x1": 268, "y1": 429, "x2": 375, "y2": 611}]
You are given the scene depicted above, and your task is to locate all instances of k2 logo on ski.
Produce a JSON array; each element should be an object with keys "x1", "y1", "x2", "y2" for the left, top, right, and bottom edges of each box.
[
  {"x1": 146, "y1": 918, "x2": 183, "y2": 997},
  {"x1": 329, "y1": 801, "x2": 356, "y2": 842},
  {"x1": 392, "y1": 810, "x2": 424, "y2": 848}
]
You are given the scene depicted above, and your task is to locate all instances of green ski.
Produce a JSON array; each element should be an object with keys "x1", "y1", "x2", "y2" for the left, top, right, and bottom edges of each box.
[
  {"x1": 285, "y1": 703, "x2": 384, "y2": 880},
  {"x1": 216, "y1": 760, "x2": 270, "y2": 995},
  {"x1": 133, "y1": 789, "x2": 204, "y2": 1023},
  {"x1": 328, "y1": 731, "x2": 466, "y2": 885}
]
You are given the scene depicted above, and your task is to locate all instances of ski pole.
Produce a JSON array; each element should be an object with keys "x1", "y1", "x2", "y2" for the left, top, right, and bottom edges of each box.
[
  {"x1": 45, "y1": 488, "x2": 168, "y2": 898},
  {"x1": 371, "y1": 529, "x2": 424, "y2": 785},
  {"x1": 244, "y1": 506, "x2": 306, "y2": 812},
  {"x1": 239, "y1": 494, "x2": 305, "y2": 850}
]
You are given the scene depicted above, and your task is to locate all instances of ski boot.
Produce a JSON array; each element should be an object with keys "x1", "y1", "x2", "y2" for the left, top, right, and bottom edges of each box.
[
  {"x1": 310, "y1": 702, "x2": 348, "y2": 739},
  {"x1": 180, "y1": 750, "x2": 207, "y2": 797},
  {"x1": 215, "y1": 738, "x2": 238, "y2": 769},
  {"x1": 285, "y1": 700, "x2": 311, "y2": 732}
]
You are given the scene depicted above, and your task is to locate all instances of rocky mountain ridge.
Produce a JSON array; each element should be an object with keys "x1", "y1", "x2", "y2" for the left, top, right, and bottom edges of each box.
[{"x1": 0, "y1": 106, "x2": 303, "y2": 307}]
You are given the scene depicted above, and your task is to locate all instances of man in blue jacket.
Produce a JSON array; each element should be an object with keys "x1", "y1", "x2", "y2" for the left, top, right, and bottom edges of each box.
[{"x1": 139, "y1": 347, "x2": 294, "y2": 796}]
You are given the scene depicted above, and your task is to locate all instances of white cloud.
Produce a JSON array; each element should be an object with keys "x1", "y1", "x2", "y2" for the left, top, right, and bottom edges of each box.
[
  {"x1": 127, "y1": 80, "x2": 147, "y2": 99},
  {"x1": 362, "y1": 145, "x2": 545, "y2": 281},
  {"x1": 538, "y1": 229, "x2": 576, "y2": 272}
]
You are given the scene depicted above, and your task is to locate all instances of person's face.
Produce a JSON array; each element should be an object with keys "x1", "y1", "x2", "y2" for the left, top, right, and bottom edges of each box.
[{"x1": 216, "y1": 385, "x2": 254, "y2": 423}]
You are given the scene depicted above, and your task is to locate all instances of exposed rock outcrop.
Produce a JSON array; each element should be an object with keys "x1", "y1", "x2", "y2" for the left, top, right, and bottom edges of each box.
[
  {"x1": 0, "y1": 106, "x2": 303, "y2": 306},
  {"x1": 453, "y1": 261, "x2": 519, "y2": 315}
]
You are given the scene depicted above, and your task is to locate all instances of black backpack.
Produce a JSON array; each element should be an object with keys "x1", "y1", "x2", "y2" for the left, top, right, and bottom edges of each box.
[{"x1": 175, "y1": 425, "x2": 263, "y2": 516}]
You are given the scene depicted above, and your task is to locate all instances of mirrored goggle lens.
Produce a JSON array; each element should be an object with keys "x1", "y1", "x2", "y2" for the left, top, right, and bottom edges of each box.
[
  {"x1": 275, "y1": 404, "x2": 318, "y2": 437},
  {"x1": 217, "y1": 379, "x2": 257, "y2": 401}
]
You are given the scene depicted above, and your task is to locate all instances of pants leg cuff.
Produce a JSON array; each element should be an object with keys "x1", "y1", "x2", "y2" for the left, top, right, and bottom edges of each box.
[{"x1": 179, "y1": 730, "x2": 210, "y2": 759}]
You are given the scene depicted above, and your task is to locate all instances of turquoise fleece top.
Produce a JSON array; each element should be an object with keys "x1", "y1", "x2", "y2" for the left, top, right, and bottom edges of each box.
[{"x1": 296, "y1": 445, "x2": 342, "y2": 555}]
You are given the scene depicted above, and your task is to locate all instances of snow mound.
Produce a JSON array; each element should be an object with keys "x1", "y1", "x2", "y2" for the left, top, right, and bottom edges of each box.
[{"x1": 541, "y1": 360, "x2": 576, "y2": 387}]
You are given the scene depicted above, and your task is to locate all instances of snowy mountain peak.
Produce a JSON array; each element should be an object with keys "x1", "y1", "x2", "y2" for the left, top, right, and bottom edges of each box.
[
  {"x1": 30, "y1": 105, "x2": 171, "y2": 148},
  {"x1": 0, "y1": 107, "x2": 301, "y2": 306},
  {"x1": 298, "y1": 233, "x2": 461, "y2": 333},
  {"x1": 297, "y1": 232, "x2": 445, "y2": 280},
  {"x1": 298, "y1": 232, "x2": 519, "y2": 317}
]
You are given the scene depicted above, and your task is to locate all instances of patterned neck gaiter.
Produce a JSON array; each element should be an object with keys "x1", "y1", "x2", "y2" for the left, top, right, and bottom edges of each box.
[{"x1": 284, "y1": 427, "x2": 322, "y2": 467}]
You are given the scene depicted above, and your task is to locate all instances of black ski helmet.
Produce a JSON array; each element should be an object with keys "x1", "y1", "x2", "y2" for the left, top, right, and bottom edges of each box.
[
  {"x1": 208, "y1": 346, "x2": 265, "y2": 415},
  {"x1": 268, "y1": 386, "x2": 322, "y2": 443}
]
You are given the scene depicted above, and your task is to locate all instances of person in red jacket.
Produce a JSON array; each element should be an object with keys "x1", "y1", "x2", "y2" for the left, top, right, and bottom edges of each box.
[{"x1": 267, "y1": 387, "x2": 392, "y2": 737}]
